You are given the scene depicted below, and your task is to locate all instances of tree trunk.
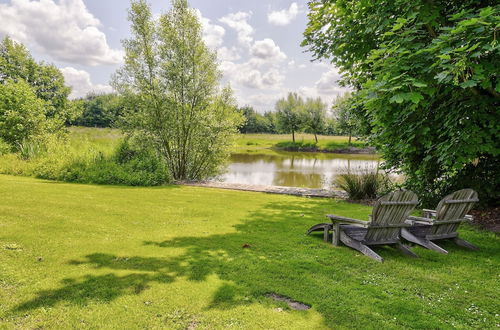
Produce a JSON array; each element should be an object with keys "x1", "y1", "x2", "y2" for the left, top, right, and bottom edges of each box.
[
  {"x1": 292, "y1": 130, "x2": 295, "y2": 143},
  {"x1": 348, "y1": 131, "x2": 352, "y2": 146},
  {"x1": 314, "y1": 133, "x2": 318, "y2": 143}
]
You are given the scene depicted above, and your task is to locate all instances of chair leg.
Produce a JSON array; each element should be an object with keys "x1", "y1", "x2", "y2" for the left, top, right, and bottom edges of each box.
[
  {"x1": 340, "y1": 232, "x2": 383, "y2": 262},
  {"x1": 323, "y1": 226, "x2": 329, "y2": 242},
  {"x1": 401, "y1": 228, "x2": 448, "y2": 254},
  {"x1": 454, "y1": 237, "x2": 479, "y2": 250},
  {"x1": 396, "y1": 243, "x2": 418, "y2": 258}
]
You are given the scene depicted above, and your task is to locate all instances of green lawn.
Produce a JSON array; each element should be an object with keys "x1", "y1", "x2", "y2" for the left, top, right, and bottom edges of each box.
[
  {"x1": 233, "y1": 133, "x2": 364, "y2": 153},
  {"x1": 0, "y1": 175, "x2": 498, "y2": 329},
  {"x1": 64, "y1": 127, "x2": 364, "y2": 154}
]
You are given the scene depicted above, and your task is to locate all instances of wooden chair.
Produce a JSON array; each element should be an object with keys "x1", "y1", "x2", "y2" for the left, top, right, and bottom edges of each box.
[
  {"x1": 308, "y1": 190, "x2": 420, "y2": 262},
  {"x1": 402, "y1": 189, "x2": 479, "y2": 253}
]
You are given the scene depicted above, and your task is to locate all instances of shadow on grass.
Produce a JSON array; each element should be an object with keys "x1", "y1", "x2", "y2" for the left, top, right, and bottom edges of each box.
[{"x1": 12, "y1": 199, "x2": 500, "y2": 328}]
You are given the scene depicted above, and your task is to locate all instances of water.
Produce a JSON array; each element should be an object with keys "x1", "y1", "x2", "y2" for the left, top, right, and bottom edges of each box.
[{"x1": 219, "y1": 151, "x2": 382, "y2": 189}]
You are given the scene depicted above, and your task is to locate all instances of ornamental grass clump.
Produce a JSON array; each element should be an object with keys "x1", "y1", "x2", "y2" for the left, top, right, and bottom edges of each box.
[{"x1": 335, "y1": 168, "x2": 392, "y2": 200}]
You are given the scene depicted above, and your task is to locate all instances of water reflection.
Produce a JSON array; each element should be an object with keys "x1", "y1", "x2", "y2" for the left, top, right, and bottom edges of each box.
[{"x1": 219, "y1": 152, "x2": 381, "y2": 189}]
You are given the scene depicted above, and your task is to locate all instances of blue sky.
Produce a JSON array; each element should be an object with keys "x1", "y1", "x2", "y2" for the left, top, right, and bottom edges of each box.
[{"x1": 0, "y1": 0, "x2": 348, "y2": 112}]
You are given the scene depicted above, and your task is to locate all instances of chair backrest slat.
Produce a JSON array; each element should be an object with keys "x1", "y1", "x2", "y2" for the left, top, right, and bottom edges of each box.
[
  {"x1": 364, "y1": 190, "x2": 418, "y2": 242},
  {"x1": 430, "y1": 189, "x2": 478, "y2": 236}
]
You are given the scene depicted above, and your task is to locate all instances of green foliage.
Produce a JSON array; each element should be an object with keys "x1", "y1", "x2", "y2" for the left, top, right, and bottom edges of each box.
[
  {"x1": 303, "y1": 97, "x2": 327, "y2": 142},
  {"x1": 237, "y1": 106, "x2": 276, "y2": 133},
  {"x1": 0, "y1": 137, "x2": 11, "y2": 155},
  {"x1": 0, "y1": 79, "x2": 54, "y2": 147},
  {"x1": 113, "y1": 0, "x2": 243, "y2": 180},
  {"x1": 275, "y1": 92, "x2": 305, "y2": 142},
  {"x1": 335, "y1": 170, "x2": 392, "y2": 200},
  {"x1": 0, "y1": 133, "x2": 170, "y2": 186},
  {"x1": 331, "y1": 93, "x2": 362, "y2": 144},
  {"x1": 0, "y1": 37, "x2": 74, "y2": 123},
  {"x1": 73, "y1": 93, "x2": 124, "y2": 127},
  {"x1": 274, "y1": 141, "x2": 318, "y2": 152},
  {"x1": 303, "y1": 1, "x2": 500, "y2": 206}
]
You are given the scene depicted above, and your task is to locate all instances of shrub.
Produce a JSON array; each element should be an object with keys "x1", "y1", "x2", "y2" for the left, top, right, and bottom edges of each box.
[
  {"x1": 275, "y1": 141, "x2": 318, "y2": 152},
  {"x1": 0, "y1": 79, "x2": 51, "y2": 146},
  {"x1": 0, "y1": 135, "x2": 171, "y2": 186},
  {"x1": 334, "y1": 169, "x2": 392, "y2": 200},
  {"x1": 0, "y1": 138, "x2": 11, "y2": 155}
]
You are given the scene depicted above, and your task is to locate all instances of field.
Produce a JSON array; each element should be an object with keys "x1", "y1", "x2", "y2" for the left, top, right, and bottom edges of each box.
[
  {"x1": 1, "y1": 174, "x2": 499, "y2": 329},
  {"x1": 233, "y1": 133, "x2": 364, "y2": 153},
  {"x1": 66, "y1": 127, "x2": 364, "y2": 153}
]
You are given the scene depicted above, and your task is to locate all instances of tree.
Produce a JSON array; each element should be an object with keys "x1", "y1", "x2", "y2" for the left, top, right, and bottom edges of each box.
[
  {"x1": 113, "y1": 0, "x2": 243, "y2": 180},
  {"x1": 331, "y1": 93, "x2": 361, "y2": 145},
  {"x1": 0, "y1": 37, "x2": 74, "y2": 123},
  {"x1": 0, "y1": 79, "x2": 50, "y2": 146},
  {"x1": 275, "y1": 92, "x2": 304, "y2": 142},
  {"x1": 303, "y1": 97, "x2": 326, "y2": 142},
  {"x1": 303, "y1": 1, "x2": 499, "y2": 206},
  {"x1": 74, "y1": 93, "x2": 124, "y2": 127}
]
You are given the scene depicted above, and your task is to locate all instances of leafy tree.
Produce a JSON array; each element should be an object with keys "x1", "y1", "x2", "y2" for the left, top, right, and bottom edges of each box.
[
  {"x1": 0, "y1": 37, "x2": 74, "y2": 123},
  {"x1": 303, "y1": 97, "x2": 326, "y2": 142},
  {"x1": 238, "y1": 106, "x2": 277, "y2": 133},
  {"x1": 113, "y1": 0, "x2": 243, "y2": 180},
  {"x1": 74, "y1": 93, "x2": 124, "y2": 127},
  {"x1": 331, "y1": 93, "x2": 362, "y2": 145},
  {"x1": 303, "y1": 1, "x2": 499, "y2": 206},
  {"x1": 275, "y1": 92, "x2": 304, "y2": 142},
  {"x1": 0, "y1": 79, "x2": 50, "y2": 146}
]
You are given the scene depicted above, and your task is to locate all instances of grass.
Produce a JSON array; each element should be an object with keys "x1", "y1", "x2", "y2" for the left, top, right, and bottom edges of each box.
[
  {"x1": 232, "y1": 133, "x2": 365, "y2": 153},
  {"x1": 65, "y1": 128, "x2": 365, "y2": 153},
  {"x1": 1, "y1": 174, "x2": 499, "y2": 329}
]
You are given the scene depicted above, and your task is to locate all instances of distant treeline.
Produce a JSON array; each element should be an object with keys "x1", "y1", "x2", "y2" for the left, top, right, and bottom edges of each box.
[{"x1": 72, "y1": 93, "x2": 361, "y2": 138}]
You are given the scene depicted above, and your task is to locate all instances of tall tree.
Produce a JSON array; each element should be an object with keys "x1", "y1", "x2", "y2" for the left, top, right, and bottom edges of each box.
[
  {"x1": 303, "y1": 1, "x2": 499, "y2": 206},
  {"x1": 303, "y1": 97, "x2": 326, "y2": 143},
  {"x1": 0, "y1": 37, "x2": 74, "y2": 123},
  {"x1": 332, "y1": 93, "x2": 361, "y2": 145},
  {"x1": 275, "y1": 92, "x2": 304, "y2": 142},
  {"x1": 113, "y1": 0, "x2": 242, "y2": 180}
]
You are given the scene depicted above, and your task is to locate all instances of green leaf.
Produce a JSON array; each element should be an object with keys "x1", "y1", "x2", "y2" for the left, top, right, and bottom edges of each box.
[
  {"x1": 407, "y1": 92, "x2": 424, "y2": 104},
  {"x1": 460, "y1": 80, "x2": 478, "y2": 88},
  {"x1": 389, "y1": 94, "x2": 405, "y2": 104},
  {"x1": 412, "y1": 82, "x2": 428, "y2": 88}
]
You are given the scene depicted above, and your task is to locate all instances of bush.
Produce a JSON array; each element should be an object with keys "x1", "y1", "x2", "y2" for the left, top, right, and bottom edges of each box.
[
  {"x1": 335, "y1": 169, "x2": 392, "y2": 200},
  {"x1": 0, "y1": 135, "x2": 171, "y2": 186},
  {"x1": 0, "y1": 138, "x2": 11, "y2": 155},
  {"x1": 275, "y1": 141, "x2": 318, "y2": 152}
]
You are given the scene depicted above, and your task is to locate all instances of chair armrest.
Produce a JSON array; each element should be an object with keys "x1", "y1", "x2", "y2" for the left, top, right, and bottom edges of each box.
[
  {"x1": 326, "y1": 214, "x2": 370, "y2": 227},
  {"x1": 406, "y1": 215, "x2": 434, "y2": 225},
  {"x1": 422, "y1": 209, "x2": 436, "y2": 218},
  {"x1": 465, "y1": 214, "x2": 474, "y2": 221}
]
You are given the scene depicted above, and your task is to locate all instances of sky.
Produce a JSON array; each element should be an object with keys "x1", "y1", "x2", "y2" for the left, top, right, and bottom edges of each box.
[{"x1": 0, "y1": 0, "x2": 349, "y2": 112}]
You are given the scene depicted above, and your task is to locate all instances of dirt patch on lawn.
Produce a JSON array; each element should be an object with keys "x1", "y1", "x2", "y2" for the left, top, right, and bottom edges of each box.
[{"x1": 267, "y1": 293, "x2": 311, "y2": 310}]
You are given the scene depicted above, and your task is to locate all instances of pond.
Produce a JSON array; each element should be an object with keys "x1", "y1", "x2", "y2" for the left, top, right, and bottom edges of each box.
[{"x1": 218, "y1": 151, "x2": 382, "y2": 189}]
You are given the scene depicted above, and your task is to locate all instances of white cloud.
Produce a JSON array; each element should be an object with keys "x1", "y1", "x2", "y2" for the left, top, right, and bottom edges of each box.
[
  {"x1": 250, "y1": 38, "x2": 286, "y2": 63},
  {"x1": 219, "y1": 11, "x2": 254, "y2": 47},
  {"x1": 0, "y1": 0, "x2": 123, "y2": 66},
  {"x1": 193, "y1": 9, "x2": 225, "y2": 49},
  {"x1": 315, "y1": 67, "x2": 349, "y2": 95},
  {"x1": 296, "y1": 67, "x2": 350, "y2": 108},
  {"x1": 268, "y1": 3, "x2": 299, "y2": 26},
  {"x1": 217, "y1": 46, "x2": 241, "y2": 62},
  {"x1": 61, "y1": 67, "x2": 113, "y2": 98},
  {"x1": 220, "y1": 60, "x2": 284, "y2": 90}
]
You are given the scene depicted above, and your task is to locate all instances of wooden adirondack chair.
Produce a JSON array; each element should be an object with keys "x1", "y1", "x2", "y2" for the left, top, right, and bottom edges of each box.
[
  {"x1": 307, "y1": 190, "x2": 420, "y2": 262},
  {"x1": 402, "y1": 189, "x2": 479, "y2": 253}
]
